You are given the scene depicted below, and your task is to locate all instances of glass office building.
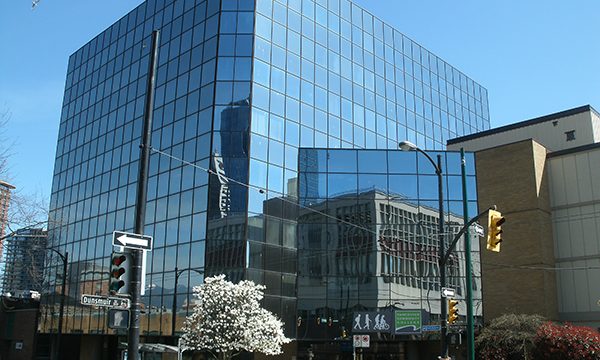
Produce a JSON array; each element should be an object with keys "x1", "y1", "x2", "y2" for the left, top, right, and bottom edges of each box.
[{"x1": 41, "y1": 0, "x2": 489, "y2": 356}]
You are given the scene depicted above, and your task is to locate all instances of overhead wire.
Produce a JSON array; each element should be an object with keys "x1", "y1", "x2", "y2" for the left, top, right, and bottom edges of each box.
[{"x1": 150, "y1": 147, "x2": 600, "y2": 274}]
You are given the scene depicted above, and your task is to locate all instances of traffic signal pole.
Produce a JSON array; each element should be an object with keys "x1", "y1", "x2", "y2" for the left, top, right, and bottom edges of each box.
[
  {"x1": 460, "y1": 149, "x2": 475, "y2": 360},
  {"x1": 440, "y1": 201, "x2": 500, "y2": 360},
  {"x1": 435, "y1": 154, "x2": 448, "y2": 359},
  {"x1": 129, "y1": 29, "x2": 159, "y2": 360}
]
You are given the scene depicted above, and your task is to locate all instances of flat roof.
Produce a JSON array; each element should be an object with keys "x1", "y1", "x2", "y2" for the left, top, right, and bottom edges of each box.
[{"x1": 448, "y1": 105, "x2": 599, "y2": 145}]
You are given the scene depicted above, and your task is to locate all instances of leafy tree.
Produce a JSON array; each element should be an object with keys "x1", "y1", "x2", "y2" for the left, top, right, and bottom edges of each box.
[
  {"x1": 475, "y1": 313, "x2": 545, "y2": 360},
  {"x1": 181, "y1": 274, "x2": 290, "y2": 360},
  {"x1": 533, "y1": 322, "x2": 600, "y2": 359}
]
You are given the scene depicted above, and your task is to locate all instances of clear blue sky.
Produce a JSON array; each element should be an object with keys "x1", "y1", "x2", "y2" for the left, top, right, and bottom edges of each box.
[{"x1": 1, "y1": 0, "x2": 599, "y2": 202}]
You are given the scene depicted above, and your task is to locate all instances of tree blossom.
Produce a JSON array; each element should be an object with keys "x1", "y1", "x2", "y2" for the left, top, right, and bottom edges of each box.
[{"x1": 181, "y1": 274, "x2": 291, "y2": 360}]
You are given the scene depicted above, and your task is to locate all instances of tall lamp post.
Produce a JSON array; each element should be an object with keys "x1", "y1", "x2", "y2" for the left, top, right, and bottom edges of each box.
[
  {"x1": 47, "y1": 248, "x2": 68, "y2": 360},
  {"x1": 398, "y1": 141, "x2": 448, "y2": 359},
  {"x1": 172, "y1": 267, "x2": 204, "y2": 337}
]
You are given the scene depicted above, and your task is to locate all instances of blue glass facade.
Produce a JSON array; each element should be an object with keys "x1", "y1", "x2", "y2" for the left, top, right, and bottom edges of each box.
[
  {"x1": 296, "y1": 148, "x2": 481, "y2": 349},
  {"x1": 42, "y1": 0, "x2": 489, "y2": 347}
]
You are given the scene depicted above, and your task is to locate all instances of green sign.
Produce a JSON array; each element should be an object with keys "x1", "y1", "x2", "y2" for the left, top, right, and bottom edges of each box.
[{"x1": 394, "y1": 310, "x2": 422, "y2": 334}]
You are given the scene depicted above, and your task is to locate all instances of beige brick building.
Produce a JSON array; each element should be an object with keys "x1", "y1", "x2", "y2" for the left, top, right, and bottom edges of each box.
[{"x1": 448, "y1": 105, "x2": 600, "y2": 328}]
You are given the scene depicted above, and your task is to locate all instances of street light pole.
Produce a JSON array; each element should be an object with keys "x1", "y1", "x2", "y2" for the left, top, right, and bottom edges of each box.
[
  {"x1": 460, "y1": 148, "x2": 476, "y2": 360},
  {"x1": 47, "y1": 248, "x2": 68, "y2": 360},
  {"x1": 399, "y1": 141, "x2": 447, "y2": 359},
  {"x1": 172, "y1": 267, "x2": 204, "y2": 337}
]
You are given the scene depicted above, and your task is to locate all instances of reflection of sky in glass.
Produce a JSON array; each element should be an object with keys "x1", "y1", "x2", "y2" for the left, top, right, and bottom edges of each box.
[{"x1": 299, "y1": 148, "x2": 478, "y2": 218}]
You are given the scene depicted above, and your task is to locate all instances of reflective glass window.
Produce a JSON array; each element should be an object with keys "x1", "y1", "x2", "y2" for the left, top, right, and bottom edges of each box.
[
  {"x1": 327, "y1": 173, "x2": 357, "y2": 197},
  {"x1": 327, "y1": 149, "x2": 357, "y2": 173},
  {"x1": 357, "y1": 150, "x2": 387, "y2": 174}
]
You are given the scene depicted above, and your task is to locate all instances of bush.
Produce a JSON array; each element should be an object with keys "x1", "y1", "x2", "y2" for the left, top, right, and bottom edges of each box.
[
  {"x1": 532, "y1": 322, "x2": 600, "y2": 360},
  {"x1": 476, "y1": 314, "x2": 545, "y2": 360}
]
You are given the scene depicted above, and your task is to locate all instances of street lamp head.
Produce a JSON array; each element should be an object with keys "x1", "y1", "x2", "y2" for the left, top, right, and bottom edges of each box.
[{"x1": 398, "y1": 141, "x2": 417, "y2": 152}]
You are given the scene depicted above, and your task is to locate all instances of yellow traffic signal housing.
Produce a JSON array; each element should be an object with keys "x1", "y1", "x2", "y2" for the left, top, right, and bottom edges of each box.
[
  {"x1": 448, "y1": 299, "x2": 459, "y2": 325},
  {"x1": 487, "y1": 209, "x2": 505, "y2": 252}
]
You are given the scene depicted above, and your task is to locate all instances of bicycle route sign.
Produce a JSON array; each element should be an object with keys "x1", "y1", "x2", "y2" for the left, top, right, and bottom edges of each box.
[{"x1": 352, "y1": 310, "x2": 393, "y2": 333}]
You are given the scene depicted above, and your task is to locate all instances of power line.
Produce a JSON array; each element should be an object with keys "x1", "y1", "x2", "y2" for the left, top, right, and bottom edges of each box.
[
  {"x1": 149, "y1": 148, "x2": 600, "y2": 275},
  {"x1": 151, "y1": 147, "x2": 464, "y2": 239}
]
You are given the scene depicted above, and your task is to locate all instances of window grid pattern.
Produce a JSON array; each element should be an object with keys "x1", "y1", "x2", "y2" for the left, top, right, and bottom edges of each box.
[
  {"x1": 296, "y1": 148, "x2": 482, "y2": 340},
  {"x1": 42, "y1": 0, "x2": 220, "y2": 336},
  {"x1": 43, "y1": 0, "x2": 490, "y2": 339}
]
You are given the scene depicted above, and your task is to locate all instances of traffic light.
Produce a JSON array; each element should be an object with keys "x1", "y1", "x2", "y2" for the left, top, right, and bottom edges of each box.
[
  {"x1": 109, "y1": 252, "x2": 130, "y2": 295},
  {"x1": 448, "y1": 299, "x2": 459, "y2": 325},
  {"x1": 487, "y1": 209, "x2": 505, "y2": 252}
]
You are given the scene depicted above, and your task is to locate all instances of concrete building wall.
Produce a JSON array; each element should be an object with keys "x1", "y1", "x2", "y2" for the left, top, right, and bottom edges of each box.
[
  {"x1": 547, "y1": 147, "x2": 600, "y2": 327},
  {"x1": 592, "y1": 110, "x2": 600, "y2": 142},
  {"x1": 475, "y1": 140, "x2": 558, "y2": 322},
  {"x1": 448, "y1": 106, "x2": 599, "y2": 153}
]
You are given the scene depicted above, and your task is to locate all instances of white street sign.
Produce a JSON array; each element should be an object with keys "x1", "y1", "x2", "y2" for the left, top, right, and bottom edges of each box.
[
  {"x1": 472, "y1": 223, "x2": 484, "y2": 237},
  {"x1": 353, "y1": 335, "x2": 370, "y2": 348},
  {"x1": 441, "y1": 287, "x2": 456, "y2": 298},
  {"x1": 81, "y1": 294, "x2": 130, "y2": 309},
  {"x1": 362, "y1": 335, "x2": 370, "y2": 348},
  {"x1": 353, "y1": 335, "x2": 361, "y2": 348},
  {"x1": 113, "y1": 231, "x2": 153, "y2": 251}
]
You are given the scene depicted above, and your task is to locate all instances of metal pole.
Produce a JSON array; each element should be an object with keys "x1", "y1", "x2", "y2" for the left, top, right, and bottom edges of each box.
[
  {"x1": 50, "y1": 250, "x2": 68, "y2": 360},
  {"x1": 172, "y1": 268, "x2": 202, "y2": 337},
  {"x1": 172, "y1": 267, "x2": 179, "y2": 336},
  {"x1": 129, "y1": 29, "x2": 159, "y2": 360},
  {"x1": 436, "y1": 154, "x2": 448, "y2": 359},
  {"x1": 461, "y1": 149, "x2": 475, "y2": 360}
]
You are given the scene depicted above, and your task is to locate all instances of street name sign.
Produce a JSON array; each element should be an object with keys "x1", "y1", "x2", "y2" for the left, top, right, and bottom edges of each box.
[
  {"x1": 441, "y1": 287, "x2": 456, "y2": 298},
  {"x1": 113, "y1": 231, "x2": 153, "y2": 251},
  {"x1": 81, "y1": 294, "x2": 130, "y2": 309},
  {"x1": 422, "y1": 324, "x2": 441, "y2": 332}
]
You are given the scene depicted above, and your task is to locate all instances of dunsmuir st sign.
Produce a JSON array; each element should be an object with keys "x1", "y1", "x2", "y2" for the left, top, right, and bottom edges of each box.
[{"x1": 81, "y1": 294, "x2": 130, "y2": 310}]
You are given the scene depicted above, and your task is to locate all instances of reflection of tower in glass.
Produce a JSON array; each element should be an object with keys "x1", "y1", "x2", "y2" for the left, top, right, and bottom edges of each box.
[
  {"x1": 208, "y1": 99, "x2": 250, "y2": 219},
  {"x1": 211, "y1": 153, "x2": 230, "y2": 218},
  {"x1": 299, "y1": 149, "x2": 321, "y2": 201}
]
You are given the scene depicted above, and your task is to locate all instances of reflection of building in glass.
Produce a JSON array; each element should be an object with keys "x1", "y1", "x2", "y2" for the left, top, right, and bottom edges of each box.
[
  {"x1": 297, "y1": 148, "x2": 482, "y2": 354},
  {"x1": 67, "y1": 260, "x2": 109, "y2": 300},
  {"x1": 298, "y1": 190, "x2": 467, "y2": 308},
  {"x1": 44, "y1": 0, "x2": 489, "y2": 356},
  {"x1": 1, "y1": 228, "x2": 47, "y2": 297},
  {"x1": 208, "y1": 99, "x2": 250, "y2": 220}
]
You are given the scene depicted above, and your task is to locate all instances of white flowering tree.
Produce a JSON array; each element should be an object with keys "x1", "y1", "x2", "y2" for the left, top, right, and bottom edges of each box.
[{"x1": 181, "y1": 274, "x2": 291, "y2": 360}]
